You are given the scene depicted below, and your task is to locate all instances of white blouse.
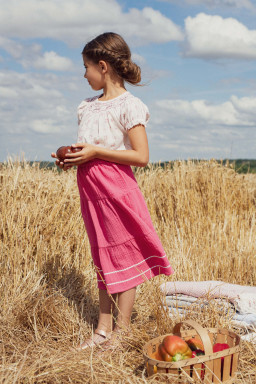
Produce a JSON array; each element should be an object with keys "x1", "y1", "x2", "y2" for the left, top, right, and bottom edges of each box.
[{"x1": 77, "y1": 91, "x2": 150, "y2": 150}]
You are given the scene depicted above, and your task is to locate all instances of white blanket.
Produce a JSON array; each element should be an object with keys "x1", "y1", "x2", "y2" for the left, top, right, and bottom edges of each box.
[
  {"x1": 160, "y1": 280, "x2": 256, "y2": 315},
  {"x1": 160, "y1": 280, "x2": 256, "y2": 343}
]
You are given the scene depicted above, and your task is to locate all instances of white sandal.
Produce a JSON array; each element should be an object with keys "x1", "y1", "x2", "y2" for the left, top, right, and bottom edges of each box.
[
  {"x1": 75, "y1": 329, "x2": 111, "y2": 351},
  {"x1": 99, "y1": 327, "x2": 131, "y2": 352}
]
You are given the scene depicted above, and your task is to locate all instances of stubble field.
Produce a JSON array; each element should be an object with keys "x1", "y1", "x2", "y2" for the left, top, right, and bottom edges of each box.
[{"x1": 0, "y1": 159, "x2": 255, "y2": 383}]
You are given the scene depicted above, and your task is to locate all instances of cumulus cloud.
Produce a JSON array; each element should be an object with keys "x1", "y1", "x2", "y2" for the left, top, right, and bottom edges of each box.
[
  {"x1": 131, "y1": 53, "x2": 146, "y2": 65},
  {"x1": 0, "y1": 85, "x2": 18, "y2": 98},
  {"x1": 0, "y1": 69, "x2": 85, "y2": 162},
  {"x1": 0, "y1": 0, "x2": 183, "y2": 46},
  {"x1": 0, "y1": 71, "x2": 67, "y2": 132},
  {"x1": 161, "y1": 0, "x2": 255, "y2": 10},
  {"x1": 0, "y1": 37, "x2": 73, "y2": 71},
  {"x1": 0, "y1": 37, "x2": 27, "y2": 59},
  {"x1": 183, "y1": 13, "x2": 256, "y2": 59},
  {"x1": 30, "y1": 119, "x2": 62, "y2": 134},
  {"x1": 147, "y1": 95, "x2": 256, "y2": 160},
  {"x1": 1, "y1": 67, "x2": 255, "y2": 161},
  {"x1": 154, "y1": 95, "x2": 256, "y2": 128},
  {"x1": 129, "y1": 7, "x2": 184, "y2": 44},
  {"x1": 32, "y1": 51, "x2": 73, "y2": 71}
]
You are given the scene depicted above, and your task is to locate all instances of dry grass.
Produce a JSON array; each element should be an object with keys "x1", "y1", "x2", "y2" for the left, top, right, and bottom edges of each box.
[{"x1": 0, "y1": 159, "x2": 255, "y2": 383}]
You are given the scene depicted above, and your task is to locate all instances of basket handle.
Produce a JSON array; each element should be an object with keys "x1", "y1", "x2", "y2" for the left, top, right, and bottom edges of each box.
[{"x1": 173, "y1": 320, "x2": 213, "y2": 355}]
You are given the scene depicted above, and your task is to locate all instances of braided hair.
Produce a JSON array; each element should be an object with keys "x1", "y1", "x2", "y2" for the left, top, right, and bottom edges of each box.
[{"x1": 82, "y1": 32, "x2": 141, "y2": 85}]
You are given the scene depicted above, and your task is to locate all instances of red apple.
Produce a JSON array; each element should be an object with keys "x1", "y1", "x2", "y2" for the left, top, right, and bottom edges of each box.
[
  {"x1": 187, "y1": 337, "x2": 204, "y2": 352},
  {"x1": 56, "y1": 146, "x2": 81, "y2": 162}
]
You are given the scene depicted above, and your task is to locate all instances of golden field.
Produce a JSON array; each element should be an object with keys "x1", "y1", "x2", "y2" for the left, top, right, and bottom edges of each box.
[{"x1": 0, "y1": 159, "x2": 255, "y2": 383}]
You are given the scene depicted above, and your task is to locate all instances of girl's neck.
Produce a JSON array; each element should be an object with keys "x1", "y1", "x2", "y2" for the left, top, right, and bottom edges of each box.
[{"x1": 99, "y1": 77, "x2": 126, "y2": 102}]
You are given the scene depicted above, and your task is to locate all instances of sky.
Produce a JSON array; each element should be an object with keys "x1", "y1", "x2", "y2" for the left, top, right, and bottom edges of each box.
[{"x1": 0, "y1": 0, "x2": 256, "y2": 163}]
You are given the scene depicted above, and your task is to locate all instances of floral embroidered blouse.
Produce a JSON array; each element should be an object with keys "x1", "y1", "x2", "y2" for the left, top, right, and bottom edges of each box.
[{"x1": 77, "y1": 91, "x2": 150, "y2": 150}]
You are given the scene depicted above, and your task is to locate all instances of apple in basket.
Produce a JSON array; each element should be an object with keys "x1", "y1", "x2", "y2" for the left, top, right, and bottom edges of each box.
[
  {"x1": 158, "y1": 335, "x2": 193, "y2": 362},
  {"x1": 188, "y1": 338, "x2": 205, "y2": 379},
  {"x1": 56, "y1": 146, "x2": 81, "y2": 162},
  {"x1": 186, "y1": 337, "x2": 204, "y2": 352}
]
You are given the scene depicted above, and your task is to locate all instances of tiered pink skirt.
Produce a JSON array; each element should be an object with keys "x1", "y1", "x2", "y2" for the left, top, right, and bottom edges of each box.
[{"x1": 77, "y1": 160, "x2": 174, "y2": 294}]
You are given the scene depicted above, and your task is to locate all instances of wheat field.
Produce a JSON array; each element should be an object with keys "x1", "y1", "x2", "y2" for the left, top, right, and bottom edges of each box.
[{"x1": 0, "y1": 159, "x2": 255, "y2": 383}]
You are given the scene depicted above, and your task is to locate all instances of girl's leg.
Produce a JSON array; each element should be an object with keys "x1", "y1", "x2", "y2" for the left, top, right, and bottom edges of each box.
[
  {"x1": 97, "y1": 287, "x2": 137, "y2": 334},
  {"x1": 76, "y1": 289, "x2": 116, "y2": 350},
  {"x1": 114, "y1": 287, "x2": 137, "y2": 330},
  {"x1": 76, "y1": 287, "x2": 136, "y2": 350},
  {"x1": 100, "y1": 287, "x2": 136, "y2": 350},
  {"x1": 96, "y1": 289, "x2": 117, "y2": 333}
]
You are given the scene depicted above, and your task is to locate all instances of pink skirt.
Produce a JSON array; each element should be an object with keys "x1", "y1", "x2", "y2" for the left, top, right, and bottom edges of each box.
[{"x1": 77, "y1": 159, "x2": 174, "y2": 294}]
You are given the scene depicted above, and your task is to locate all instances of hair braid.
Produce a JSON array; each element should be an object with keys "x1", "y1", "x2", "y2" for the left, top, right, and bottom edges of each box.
[{"x1": 82, "y1": 32, "x2": 141, "y2": 85}]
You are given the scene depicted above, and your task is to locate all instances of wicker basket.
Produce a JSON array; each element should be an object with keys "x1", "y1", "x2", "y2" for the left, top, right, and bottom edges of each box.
[{"x1": 143, "y1": 320, "x2": 240, "y2": 384}]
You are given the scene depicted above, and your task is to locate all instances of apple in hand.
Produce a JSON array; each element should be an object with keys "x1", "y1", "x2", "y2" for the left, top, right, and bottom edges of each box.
[{"x1": 56, "y1": 146, "x2": 81, "y2": 162}]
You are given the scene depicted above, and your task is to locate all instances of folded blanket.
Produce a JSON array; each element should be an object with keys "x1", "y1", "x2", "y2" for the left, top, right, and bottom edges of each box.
[
  {"x1": 240, "y1": 332, "x2": 256, "y2": 343},
  {"x1": 232, "y1": 312, "x2": 256, "y2": 327},
  {"x1": 160, "y1": 281, "x2": 256, "y2": 315},
  {"x1": 160, "y1": 281, "x2": 256, "y2": 343},
  {"x1": 164, "y1": 296, "x2": 256, "y2": 328}
]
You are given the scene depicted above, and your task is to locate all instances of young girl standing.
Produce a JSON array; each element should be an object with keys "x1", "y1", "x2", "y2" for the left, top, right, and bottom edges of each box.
[{"x1": 52, "y1": 32, "x2": 174, "y2": 350}]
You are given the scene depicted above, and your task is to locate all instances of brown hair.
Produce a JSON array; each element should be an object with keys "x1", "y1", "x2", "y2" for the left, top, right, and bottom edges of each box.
[{"x1": 82, "y1": 32, "x2": 141, "y2": 85}]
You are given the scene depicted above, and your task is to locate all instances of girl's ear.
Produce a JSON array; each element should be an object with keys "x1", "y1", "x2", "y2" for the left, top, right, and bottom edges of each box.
[{"x1": 99, "y1": 60, "x2": 108, "y2": 73}]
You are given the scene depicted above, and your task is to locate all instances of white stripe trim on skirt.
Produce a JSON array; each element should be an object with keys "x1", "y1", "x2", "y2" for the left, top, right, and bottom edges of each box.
[
  {"x1": 95, "y1": 254, "x2": 168, "y2": 275},
  {"x1": 97, "y1": 264, "x2": 172, "y2": 286}
]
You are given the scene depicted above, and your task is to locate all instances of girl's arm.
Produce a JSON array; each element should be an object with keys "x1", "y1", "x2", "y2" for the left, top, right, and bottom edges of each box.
[{"x1": 63, "y1": 125, "x2": 149, "y2": 169}]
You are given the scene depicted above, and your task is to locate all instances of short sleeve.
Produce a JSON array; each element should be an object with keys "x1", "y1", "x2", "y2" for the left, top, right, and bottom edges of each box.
[
  {"x1": 77, "y1": 96, "x2": 98, "y2": 125},
  {"x1": 77, "y1": 100, "x2": 87, "y2": 125},
  {"x1": 121, "y1": 96, "x2": 150, "y2": 130}
]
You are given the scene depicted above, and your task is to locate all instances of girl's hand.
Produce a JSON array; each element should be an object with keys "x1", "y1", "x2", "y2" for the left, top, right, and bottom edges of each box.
[
  {"x1": 51, "y1": 152, "x2": 73, "y2": 171},
  {"x1": 63, "y1": 143, "x2": 97, "y2": 166}
]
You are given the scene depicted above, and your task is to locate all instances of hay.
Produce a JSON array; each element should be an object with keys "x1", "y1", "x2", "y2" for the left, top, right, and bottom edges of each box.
[{"x1": 0, "y1": 159, "x2": 255, "y2": 383}]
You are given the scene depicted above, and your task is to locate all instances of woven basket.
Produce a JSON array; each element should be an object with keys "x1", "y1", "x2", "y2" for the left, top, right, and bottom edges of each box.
[{"x1": 143, "y1": 320, "x2": 240, "y2": 384}]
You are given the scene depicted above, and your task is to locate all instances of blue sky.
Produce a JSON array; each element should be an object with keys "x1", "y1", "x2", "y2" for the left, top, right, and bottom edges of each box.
[{"x1": 0, "y1": 0, "x2": 256, "y2": 162}]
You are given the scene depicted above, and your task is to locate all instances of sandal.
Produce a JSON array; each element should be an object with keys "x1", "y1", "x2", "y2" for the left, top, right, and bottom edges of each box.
[
  {"x1": 99, "y1": 327, "x2": 131, "y2": 352},
  {"x1": 74, "y1": 329, "x2": 111, "y2": 351}
]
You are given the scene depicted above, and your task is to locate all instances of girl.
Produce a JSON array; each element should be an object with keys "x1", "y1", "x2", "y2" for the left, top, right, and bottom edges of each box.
[{"x1": 52, "y1": 32, "x2": 174, "y2": 350}]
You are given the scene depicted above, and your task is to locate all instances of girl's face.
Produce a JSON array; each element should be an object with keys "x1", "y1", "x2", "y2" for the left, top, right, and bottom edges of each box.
[{"x1": 83, "y1": 56, "x2": 105, "y2": 91}]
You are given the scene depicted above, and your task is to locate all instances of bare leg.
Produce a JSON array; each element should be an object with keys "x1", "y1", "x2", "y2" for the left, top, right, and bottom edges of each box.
[
  {"x1": 99, "y1": 287, "x2": 136, "y2": 350},
  {"x1": 76, "y1": 288, "x2": 136, "y2": 350},
  {"x1": 96, "y1": 289, "x2": 117, "y2": 333},
  {"x1": 76, "y1": 289, "x2": 116, "y2": 350},
  {"x1": 115, "y1": 287, "x2": 136, "y2": 329}
]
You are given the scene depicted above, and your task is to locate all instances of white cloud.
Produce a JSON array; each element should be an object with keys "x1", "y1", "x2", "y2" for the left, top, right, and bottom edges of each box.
[
  {"x1": 230, "y1": 95, "x2": 256, "y2": 117},
  {"x1": 161, "y1": 0, "x2": 255, "y2": 10},
  {"x1": 183, "y1": 13, "x2": 256, "y2": 59},
  {"x1": 0, "y1": 37, "x2": 26, "y2": 59},
  {"x1": 147, "y1": 95, "x2": 256, "y2": 160},
  {"x1": 0, "y1": 69, "x2": 86, "y2": 161},
  {"x1": 131, "y1": 53, "x2": 146, "y2": 65},
  {"x1": 129, "y1": 7, "x2": 183, "y2": 44},
  {"x1": 32, "y1": 51, "x2": 73, "y2": 71},
  {"x1": 154, "y1": 95, "x2": 256, "y2": 128},
  {"x1": 0, "y1": 70, "x2": 75, "y2": 135},
  {"x1": 0, "y1": 37, "x2": 73, "y2": 71},
  {"x1": 0, "y1": 86, "x2": 18, "y2": 98},
  {"x1": 31, "y1": 119, "x2": 62, "y2": 134},
  {"x1": 0, "y1": 0, "x2": 183, "y2": 46},
  {"x1": 1, "y1": 67, "x2": 255, "y2": 161}
]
